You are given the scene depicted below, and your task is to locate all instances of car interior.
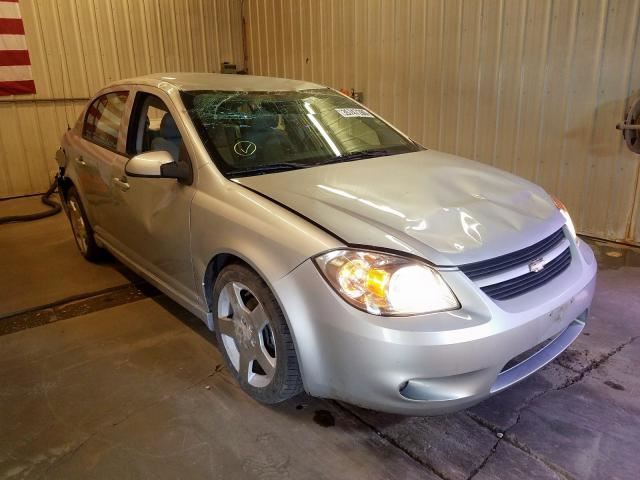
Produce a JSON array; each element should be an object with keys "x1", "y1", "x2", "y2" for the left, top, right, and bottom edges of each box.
[
  {"x1": 150, "y1": 114, "x2": 182, "y2": 161},
  {"x1": 183, "y1": 91, "x2": 403, "y2": 174},
  {"x1": 131, "y1": 94, "x2": 184, "y2": 162}
]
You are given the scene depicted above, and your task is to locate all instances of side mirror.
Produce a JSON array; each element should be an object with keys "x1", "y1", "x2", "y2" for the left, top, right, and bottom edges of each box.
[{"x1": 125, "y1": 151, "x2": 190, "y2": 181}]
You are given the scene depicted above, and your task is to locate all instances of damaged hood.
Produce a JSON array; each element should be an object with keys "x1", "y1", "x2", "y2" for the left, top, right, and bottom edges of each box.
[{"x1": 236, "y1": 150, "x2": 565, "y2": 265}]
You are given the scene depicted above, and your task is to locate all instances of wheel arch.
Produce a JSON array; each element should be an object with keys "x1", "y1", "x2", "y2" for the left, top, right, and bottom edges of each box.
[
  {"x1": 203, "y1": 250, "x2": 292, "y2": 317},
  {"x1": 203, "y1": 252, "x2": 243, "y2": 312}
]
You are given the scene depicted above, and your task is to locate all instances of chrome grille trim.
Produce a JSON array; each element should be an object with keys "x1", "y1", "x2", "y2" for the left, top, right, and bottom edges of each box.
[
  {"x1": 459, "y1": 228, "x2": 573, "y2": 301},
  {"x1": 480, "y1": 248, "x2": 572, "y2": 300},
  {"x1": 474, "y1": 238, "x2": 570, "y2": 288},
  {"x1": 459, "y1": 228, "x2": 565, "y2": 280}
]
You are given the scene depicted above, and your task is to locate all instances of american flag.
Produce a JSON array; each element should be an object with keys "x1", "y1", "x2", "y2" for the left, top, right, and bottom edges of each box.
[{"x1": 0, "y1": 0, "x2": 35, "y2": 96}]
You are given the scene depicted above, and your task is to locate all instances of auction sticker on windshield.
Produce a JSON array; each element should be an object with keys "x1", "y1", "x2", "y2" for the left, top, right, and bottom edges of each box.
[{"x1": 335, "y1": 108, "x2": 373, "y2": 118}]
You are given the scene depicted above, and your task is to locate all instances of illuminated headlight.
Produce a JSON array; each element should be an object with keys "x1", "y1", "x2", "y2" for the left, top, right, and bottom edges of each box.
[
  {"x1": 314, "y1": 250, "x2": 460, "y2": 316},
  {"x1": 551, "y1": 195, "x2": 577, "y2": 242}
]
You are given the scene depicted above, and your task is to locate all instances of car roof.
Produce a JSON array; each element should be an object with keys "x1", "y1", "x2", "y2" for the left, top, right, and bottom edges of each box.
[{"x1": 107, "y1": 72, "x2": 327, "y2": 92}]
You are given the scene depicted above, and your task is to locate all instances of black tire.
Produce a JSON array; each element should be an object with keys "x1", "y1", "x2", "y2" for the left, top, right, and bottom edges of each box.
[
  {"x1": 65, "y1": 186, "x2": 103, "y2": 262},
  {"x1": 213, "y1": 263, "x2": 303, "y2": 404}
]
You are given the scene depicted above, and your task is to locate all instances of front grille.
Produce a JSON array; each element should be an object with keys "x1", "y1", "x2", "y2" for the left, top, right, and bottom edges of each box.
[
  {"x1": 480, "y1": 248, "x2": 572, "y2": 300},
  {"x1": 458, "y1": 228, "x2": 572, "y2": 301},
  {"x1": 459, "y1": 228, "x2": 565, "y2": 280}
]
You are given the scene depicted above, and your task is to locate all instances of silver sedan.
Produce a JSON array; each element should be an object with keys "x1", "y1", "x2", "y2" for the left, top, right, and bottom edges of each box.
[{"x1": 56, "y1": 73, "x2": 597, "y2": 415}]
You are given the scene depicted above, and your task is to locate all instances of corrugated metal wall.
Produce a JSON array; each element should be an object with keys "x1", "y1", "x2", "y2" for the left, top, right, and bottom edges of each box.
[
  {"x1": 0, "y1": 0, "x2": 244, "y2": 199},
  {"x1": 245, "y1": 0, "x2": 640, "y2": 244}
]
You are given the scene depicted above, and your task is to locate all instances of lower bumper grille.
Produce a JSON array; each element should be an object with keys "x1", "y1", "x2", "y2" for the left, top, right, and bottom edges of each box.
[
  {"x1": 480, "y1": 248, "x2": 572, "y2": 300},
  {"x1": 491, "y1": 317, "x2": 585, "y2": 394}
]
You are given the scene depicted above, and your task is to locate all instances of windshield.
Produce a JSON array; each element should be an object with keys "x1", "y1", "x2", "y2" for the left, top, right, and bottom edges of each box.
[{"x1": 181, "y1": 89, "x2": 421, "y2": 177}]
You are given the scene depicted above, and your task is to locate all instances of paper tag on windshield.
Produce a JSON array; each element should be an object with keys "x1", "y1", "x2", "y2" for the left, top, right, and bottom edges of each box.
[{"x1": 335, "y1": 108, "x2": 373, "y2": 118}]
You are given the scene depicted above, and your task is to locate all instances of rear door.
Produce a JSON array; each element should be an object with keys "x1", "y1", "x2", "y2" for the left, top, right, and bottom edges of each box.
[{"x1": 75, "y1": 90, "x2": 130, "y2": 232}]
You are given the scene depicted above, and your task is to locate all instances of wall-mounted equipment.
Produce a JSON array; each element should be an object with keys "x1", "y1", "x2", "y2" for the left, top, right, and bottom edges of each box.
[
  {"x1": 617, "y1": 97, "x2": 640, "y2": 154},
  {"x1": 338, "y1": 88, "x2": 364, "y2": 104},
  {"x1": 221, "y1": 62, "x2": 237, "y2": 74}
]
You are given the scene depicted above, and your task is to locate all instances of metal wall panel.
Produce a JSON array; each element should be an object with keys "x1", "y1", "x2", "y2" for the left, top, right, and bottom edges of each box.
[
  {"x1": 246, "y1": 0, "x2": 640, "y2": 244},
  {"x1": 0, "y1": 0, "x2": 244, "y2": 198}
]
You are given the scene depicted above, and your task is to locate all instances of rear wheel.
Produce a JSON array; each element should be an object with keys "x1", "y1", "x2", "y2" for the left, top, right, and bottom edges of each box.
[
  {"x1": 65, "y1": 186, "x2": 102, "y2": 261},
  {"x1": 213, "y1": 263, "x2": 303, "y2": 404}
]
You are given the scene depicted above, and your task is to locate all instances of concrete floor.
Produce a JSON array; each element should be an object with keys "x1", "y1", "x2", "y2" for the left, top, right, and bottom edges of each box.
[
  {"x1": 1, "y1": 196, "x2": 639, "y2": 479},
  {"x1": 0, "y1": 196, "x2": 131, "y2": 317}
]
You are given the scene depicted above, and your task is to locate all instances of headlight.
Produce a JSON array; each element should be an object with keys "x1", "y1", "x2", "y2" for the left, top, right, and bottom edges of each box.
[
  {"x1": 314, "y1": 249, "x2": 460, "y2": 316},
  {"x1": 551, "y1": 195, "x2": 577, "y2": 241}
]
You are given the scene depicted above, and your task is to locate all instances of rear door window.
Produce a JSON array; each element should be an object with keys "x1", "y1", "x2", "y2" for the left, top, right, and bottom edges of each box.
[{"x1": 83, "y1": 92, "x2": 129, "y2": 151}]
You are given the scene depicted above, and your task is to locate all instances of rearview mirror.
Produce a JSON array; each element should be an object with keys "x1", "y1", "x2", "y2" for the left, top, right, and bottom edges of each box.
[{"x1": 125, "y1": 151, "x2": 190, "y2": 181}]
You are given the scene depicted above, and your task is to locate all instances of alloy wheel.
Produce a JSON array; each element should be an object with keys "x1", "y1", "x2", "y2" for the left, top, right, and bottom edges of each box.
[
  {"x1": 217, "y1": 281, "x2": 277, "y2": 388},
  {"x1": 68, "y1": 198, "x2": 89, "y2": 255}
]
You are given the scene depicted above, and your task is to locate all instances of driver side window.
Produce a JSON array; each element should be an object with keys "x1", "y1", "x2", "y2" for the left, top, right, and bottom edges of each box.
[{"x1": 127, "y1": 93, "x2": 184, "y2": 162}]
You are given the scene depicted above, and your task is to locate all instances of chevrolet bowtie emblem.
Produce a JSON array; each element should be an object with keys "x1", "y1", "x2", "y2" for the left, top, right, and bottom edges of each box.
[{"x1": 528, "y1": 257, "x2": 546, "y2": 273}]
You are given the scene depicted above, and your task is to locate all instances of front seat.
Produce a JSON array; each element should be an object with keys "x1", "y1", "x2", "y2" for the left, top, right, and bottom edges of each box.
[
  {"x1": 247, "y1": 114, "x2": 289, "y2": 164},
  {"x1": 151, "y1": 113, "x2": 181, "y2": 161}
]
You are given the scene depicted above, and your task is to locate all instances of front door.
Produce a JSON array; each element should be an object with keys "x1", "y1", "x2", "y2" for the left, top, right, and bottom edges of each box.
[{"x1": 99, "y1": 89, "x2": 198, "y2": 304}]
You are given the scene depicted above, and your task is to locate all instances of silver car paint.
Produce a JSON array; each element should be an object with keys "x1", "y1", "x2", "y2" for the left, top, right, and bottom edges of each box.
[
  {"x1": 58, "y1": 73, "x2": 597, "y2": 415},
  {"x1": 60, "y1": 76, "x2": 343, "y2": 323},
  {"x1": 125, "y1": 150, "x2": 175, "y2": 176},
  {"x1": 236, "y1": 150, "x2": 564, "y2": 266},
  {"x1": 272, "y1": 239, "x2": 596, "y2": 414}
]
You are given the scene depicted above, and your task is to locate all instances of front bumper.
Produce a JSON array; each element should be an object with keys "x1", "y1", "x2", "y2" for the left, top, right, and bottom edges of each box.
[{"x1": 273, "y1": 239, "x2": 597, "y2": 415}]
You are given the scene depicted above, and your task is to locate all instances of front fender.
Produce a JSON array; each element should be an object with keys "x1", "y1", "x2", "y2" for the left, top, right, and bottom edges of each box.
[{"x1": 190, "y1": 182, "x2": 343, "y2": 312}]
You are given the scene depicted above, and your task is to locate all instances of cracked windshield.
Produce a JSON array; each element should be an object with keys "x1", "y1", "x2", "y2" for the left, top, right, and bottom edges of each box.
[{"x1": 181, "y1": 89, "x2": 421, "y2": 177}]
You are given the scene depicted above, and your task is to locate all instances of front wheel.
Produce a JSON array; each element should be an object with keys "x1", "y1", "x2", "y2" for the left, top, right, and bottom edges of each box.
[{"x1": 213, "y1": 263, "x2": 303, "y2": 404}]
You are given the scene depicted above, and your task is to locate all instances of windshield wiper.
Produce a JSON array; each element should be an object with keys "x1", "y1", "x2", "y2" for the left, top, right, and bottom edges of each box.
[
  {"x1": 226, "y1": 150, "x2": 396, "y2": 177},
  {"x1": 316, "y1": 149, "x2": 395, "y2": 166},
  {"x1": 226, "y1": 162, "x2": 311, "y2": 177}
]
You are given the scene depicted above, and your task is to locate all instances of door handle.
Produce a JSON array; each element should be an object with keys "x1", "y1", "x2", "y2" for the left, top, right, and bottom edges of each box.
[
  {"x1": 113, "y1": 176, "x2": 130, "y2": 192},
  {"x1": 75, "y1": 156, "x2": 86, "y2": 166}
]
